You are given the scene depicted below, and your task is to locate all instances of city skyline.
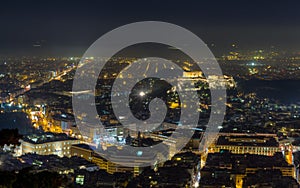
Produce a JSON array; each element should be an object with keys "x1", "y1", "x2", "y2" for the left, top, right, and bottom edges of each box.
[{"x1": 1, "y1": 1, "x2": 300, "y2": 187}]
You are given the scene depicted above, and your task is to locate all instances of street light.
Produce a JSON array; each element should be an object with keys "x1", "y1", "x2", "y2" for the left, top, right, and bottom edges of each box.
[{"x1": 139, "y1": 91, "x2": 146, "y2": 97}]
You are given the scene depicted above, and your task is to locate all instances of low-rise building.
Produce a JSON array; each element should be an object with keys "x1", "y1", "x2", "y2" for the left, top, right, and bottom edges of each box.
[
  {"x1": 20, "y1": 132, "x2": 81, "y2": 157},
  {"x1": 71, "y1": 144, "x2": 163, "y2": 177},
  {"x1": 211, "y1": 134, "x2": 281, "y2": 156},
  {"x1": 201, "y1": 150, "x2": 295, "y2": 188}
]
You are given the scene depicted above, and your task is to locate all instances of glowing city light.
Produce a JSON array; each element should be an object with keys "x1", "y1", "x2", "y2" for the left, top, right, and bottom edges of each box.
[{"x1": 139, "y1": 91, "x2": 146, "y2": 97}]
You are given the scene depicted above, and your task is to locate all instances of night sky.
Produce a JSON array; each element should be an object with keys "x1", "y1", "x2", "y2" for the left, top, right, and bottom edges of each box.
[{"x1": 1, "y1": 0, "x2": 300, "y2": 56}]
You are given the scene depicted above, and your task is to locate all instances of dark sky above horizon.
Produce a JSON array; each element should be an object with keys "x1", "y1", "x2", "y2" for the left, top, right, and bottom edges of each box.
[{"x1": 1, "y1": 0, "x2": 300, "y2": 56}]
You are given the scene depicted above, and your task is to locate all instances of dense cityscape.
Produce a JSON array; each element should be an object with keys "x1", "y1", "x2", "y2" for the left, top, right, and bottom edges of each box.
[
  {"x1": 0, "y1": 48, "x2": 300, "y2": 187},
  {"x1": 1, "y1": 1, "x2": 300, "y2": 188}
]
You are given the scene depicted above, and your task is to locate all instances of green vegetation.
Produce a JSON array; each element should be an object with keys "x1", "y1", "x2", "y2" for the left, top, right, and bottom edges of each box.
[{"x1": 0, "y1": 129, "x2": 22, "y2": 146}]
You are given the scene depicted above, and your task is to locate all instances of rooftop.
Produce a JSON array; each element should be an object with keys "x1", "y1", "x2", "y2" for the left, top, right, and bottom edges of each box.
[
  {"x1": 216, "y1": 135, "x2": 279, "y2": 147},
  {"x1": 21, "y1": 132, "x2": 77, "y2": 144}
]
